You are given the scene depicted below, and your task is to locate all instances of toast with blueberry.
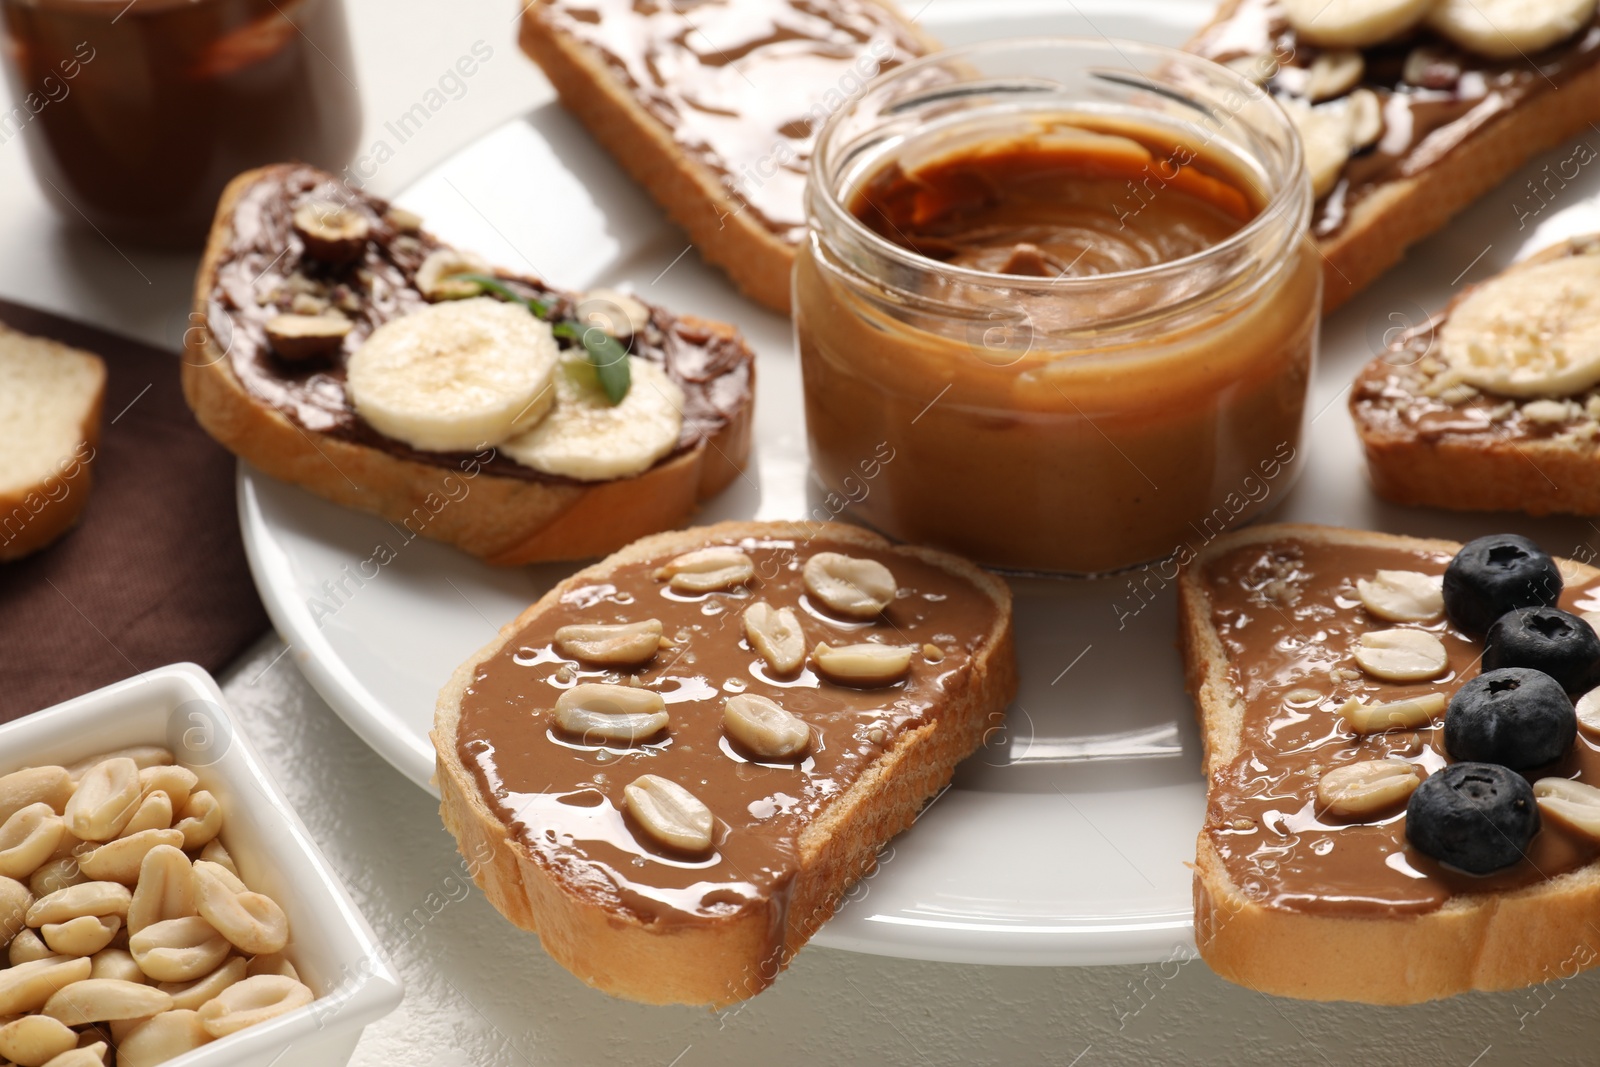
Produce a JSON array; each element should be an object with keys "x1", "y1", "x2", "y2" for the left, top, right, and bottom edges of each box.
[{"x1": 1179, "y1": 523, "x2": 1600, "y2": 1003}]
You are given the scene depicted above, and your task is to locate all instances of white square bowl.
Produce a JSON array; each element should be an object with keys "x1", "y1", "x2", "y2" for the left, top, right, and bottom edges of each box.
[{"x1": 0, "y1": 662, "x2": 404, "y2": 1067}]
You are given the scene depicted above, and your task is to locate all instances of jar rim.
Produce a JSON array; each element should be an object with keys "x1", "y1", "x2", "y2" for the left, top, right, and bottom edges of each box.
[{"x1": 807, "y1": 35, "x2": 1308, "y2": 294}]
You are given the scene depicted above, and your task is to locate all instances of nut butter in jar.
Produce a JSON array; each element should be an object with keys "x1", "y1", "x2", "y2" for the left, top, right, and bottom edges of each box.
[
  {"x1": 0, "y1": 0, "x2": 360, "y2": 246},
  {"x1": 795, "y1": 38, "x2": 1318, "y2": 574}
]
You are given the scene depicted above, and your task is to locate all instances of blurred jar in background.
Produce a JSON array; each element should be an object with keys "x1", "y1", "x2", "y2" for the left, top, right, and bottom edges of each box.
[{"x1": 0, "y1": 0, "x2": 361, "y2": 246}]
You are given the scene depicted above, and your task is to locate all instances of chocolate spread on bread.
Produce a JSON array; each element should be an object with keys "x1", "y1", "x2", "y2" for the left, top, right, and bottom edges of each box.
[
  {"x1": 205, "y1": 165, "x2": 752, "y2": 484},
  {"x1": 1189, "y1": 0, "x2": 1600, "y2": 238},
  {"x1": 452, "y1": 535, "x2": 1003, "y2": 948},
  {"x1": 1203, "y1": 537, "x2": 1600, "y2": 916},
  {"x1": 1352, "y1": 237, "x2": 1600, "y2": 444},
  {"x1": 535, "y1": 0, "x2": 930, "y2": 241}
]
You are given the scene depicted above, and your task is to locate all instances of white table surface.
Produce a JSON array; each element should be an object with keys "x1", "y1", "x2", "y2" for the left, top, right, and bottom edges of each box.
[{"x1": 3, "y1": 1, "x2": 1599, "y2": 1063}]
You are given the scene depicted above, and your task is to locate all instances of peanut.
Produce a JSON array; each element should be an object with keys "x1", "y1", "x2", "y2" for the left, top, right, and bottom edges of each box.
[
  {"x1": 803, "y1": 553, "x2": 895, "y2": 618},
  {"x1": 40, "y1": 916, "x2": 120, "y2": 958},
  {"x1": 129, "y1": 917, "x2": 231, "y2": 984},
  {"x1": 0, "y1": 957, "x2": 91, "y2": 1015},
  {"x1": 27, "y1": 883, "x2": 130, "y2": 927},
  {"x1": 722, "y1": 695, "x2": 810, "y2": 760},
  {"x1": 42, "y1": 978, "x2": 170, "y2": 1025},
  {"x1": 654, "y1": 547, "x2": 754, "y2": 593},
  {"x1": 0, "y1": 769, "x2": 73, "y2": 825},
  {"x1": 62, "y1": 761, "x2": 140, "y2": 843},
  {"x1": 811, "y1": 642, "x2": 914, "y2": 688},
  {"x1": 159, "y1": 957, "x2": 245, "y2": 1013},
  {"x1": 0, "y1": 806, "x2": 64, "y2": 882},
  {"x1": 552, "y1": 685, "x2": 668, "y2": 744},
  {"x1": 197, "y1": 974, "x2": 314, "y2": 1039},
  {"x1": 116, "y1": 1009, "x2": 211, "y2": 1067},
  {"x1": 117, "y1": 793, "x2": 174, "y2": 839},
  {"x1": 624, "y1": 775, "x2": 714, "y2": 855},
  {"x1": 553, "y1": 620, "x2": 663, "y2": 667},
  {"x1": 0, "y1": 1015, "x2": 77, "y2": 1067},
  {"x1": 173, "y1": 792, "x2": 221, "y2": 851},
  {"x1": 193, "y1": 864, "x2": 287, "y2": 956},
  {"x1": 1315, "y1": 759, "x2": 1422, "y2": 817},
  {"x1": 742, "y1": 602, "x2": 805, "y2": 675},
  {"x1": 1352, "y1": 628, "x2": 1448, "y2": 683},
  {"x1": 127, "y1": 847, "x2": 196, "y2": 936}
]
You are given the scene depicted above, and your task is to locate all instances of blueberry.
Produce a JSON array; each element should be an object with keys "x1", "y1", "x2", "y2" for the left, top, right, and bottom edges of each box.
[
  {"x1": 1442, "y1": 534, "x2": 1562, "y2": 635},
  {"x1": 1406, "y1": 762, "x2": 1540, "y2": 874},
  {"x1": 1444, "y1": 667, "x2": 1576, "y2": 769},
  {"x1": 1483, "y1": 607, "x2": 1600, "y2": 693}
]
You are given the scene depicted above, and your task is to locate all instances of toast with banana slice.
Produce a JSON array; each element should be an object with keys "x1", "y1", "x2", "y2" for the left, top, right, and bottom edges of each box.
[
  {"x1": 183, "y1": 165, "x2": 754, "y2": 565},
  {"x1": 1350, "y1": 234, "x2": 1600, "y2": 514},
  {"x1": 517, "y1": 0, "x2": 939, "y2": 314},
  {"x1": 1188, "y1": 0, "x2": 1600, "y2": 312},
  {"x1": 433, "y1": 520, "x2": 1017, "y2": 1006},
  {"x1": 1181, "y1": 522, "x2": 1600, "y2": 1003}
]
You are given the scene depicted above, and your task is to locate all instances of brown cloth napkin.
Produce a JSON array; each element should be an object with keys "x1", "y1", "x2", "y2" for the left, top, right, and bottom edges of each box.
[{"x1": 0, "y1": 299, "x2": 269, "y2": 721}]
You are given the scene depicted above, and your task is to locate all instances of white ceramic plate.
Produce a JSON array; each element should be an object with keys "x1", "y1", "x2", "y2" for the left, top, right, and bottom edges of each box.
[{"x1": 239, "y1": 0, "x2": 1600, "y2": 965}]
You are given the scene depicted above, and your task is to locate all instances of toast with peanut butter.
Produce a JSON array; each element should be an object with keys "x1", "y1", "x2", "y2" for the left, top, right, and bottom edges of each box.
[
  {"x1": 183, "y1": 164, "x2": 754, "y2": 566},
  {"x1": 1188, "y1": 0, "x2": 1600, "y2": 312},
  {"x1": 433, "y1": 520, "x2": 1017, "y2": 1006},
  {"x1": 517, "y1": 0, "x2": 939, "y2": 314},
  {"x1": 1180, "y1": 522, "x2": 1600, "y2": 1003},
  {"x1": 1351, "y1": 235, "x2": 1600, "y2": 515}
]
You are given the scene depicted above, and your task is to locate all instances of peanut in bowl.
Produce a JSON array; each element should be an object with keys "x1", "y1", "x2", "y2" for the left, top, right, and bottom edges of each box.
[{"x1": 0, "y1": 664, "x2": 402, "y2": 1067}]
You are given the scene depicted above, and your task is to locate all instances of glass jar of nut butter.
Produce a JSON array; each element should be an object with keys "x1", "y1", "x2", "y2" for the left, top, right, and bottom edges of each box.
[
  {"x1": 0, "y1": 0, "x2": 360, "y2": 246},
  {"x1": 795, "y1": 38, "x2": 1318, "y2": 575}
]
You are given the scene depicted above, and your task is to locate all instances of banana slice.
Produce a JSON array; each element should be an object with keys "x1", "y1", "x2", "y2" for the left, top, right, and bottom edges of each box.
[
  {"x1": 345, "y1": 297, "x2": 559, "y2": 452},
  {"x1": 500, "y1": 355, "x2": 685, "y2": 480},
  {"x1": 1441, "y1": 256, "x2": 1600, "y2": 398},
  {"x1": 1428, "y1": 0, "x2": 1597, "y2": 60},
  {"x1": 1282, "y1": 0, "x2": 1437, "y2": 48},
  {"x1": 1281, "y1": 98, "x2": 1353, "y2": 199}
]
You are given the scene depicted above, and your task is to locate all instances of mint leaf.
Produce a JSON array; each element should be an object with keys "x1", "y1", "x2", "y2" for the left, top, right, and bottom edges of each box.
[
  {"x1": 553, "y1": 322, "x2": 631, "y2": 404},
  {"x1": 457, "y1": 273, "x2": 631, "y2": 404}
]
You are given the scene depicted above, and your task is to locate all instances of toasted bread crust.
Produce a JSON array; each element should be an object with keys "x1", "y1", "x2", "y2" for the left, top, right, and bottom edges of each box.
[
  {"x1": 518, "y1": 1, "x2": 939, "y2": 316},
  {"x1": 1350, "y1": 237, "x2": 1600, "y2": 516},
  {"x1": 432, "y1": 521, "x2": 1017, "y2": 1006},
  {"x1": 181, "y1": 166, "x2": 754, "y2": 566},
  {"x1": 1191, "y1": 3, "x2": 1600, "y2": 312},
  {"x1": 1179, "y1": 522, "x2": 1600, "y2": 1003}
]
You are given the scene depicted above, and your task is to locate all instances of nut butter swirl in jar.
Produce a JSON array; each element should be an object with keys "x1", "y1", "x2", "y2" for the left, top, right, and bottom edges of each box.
[{"x1": 795, "y1": 38, "x2": 1318, "y2": 575}]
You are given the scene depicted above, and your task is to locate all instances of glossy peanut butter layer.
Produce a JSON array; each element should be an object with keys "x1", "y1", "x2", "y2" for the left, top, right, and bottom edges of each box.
[
  {"x1": 536, "y1": 0, "x2": 929, "y2": 241},
  {"x1": 1352, "y1": 238, "x2": 1600, "y2": 444},
  {"x1": 1204, "y1": 538, "x2": 1600, "y2": 916},
  {"x1": 850, "y1": 128, "x2": 1256, "y2": 276},
  {"x1": 207, "y1": 165, "x2": 752, "y2": 484},
  {"x1": 454, "y1": 536, "x2": 1002, "y2": 933},
  {"x1": 1189, "y1": 0, "x2": 1600, "y2": 239}
]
